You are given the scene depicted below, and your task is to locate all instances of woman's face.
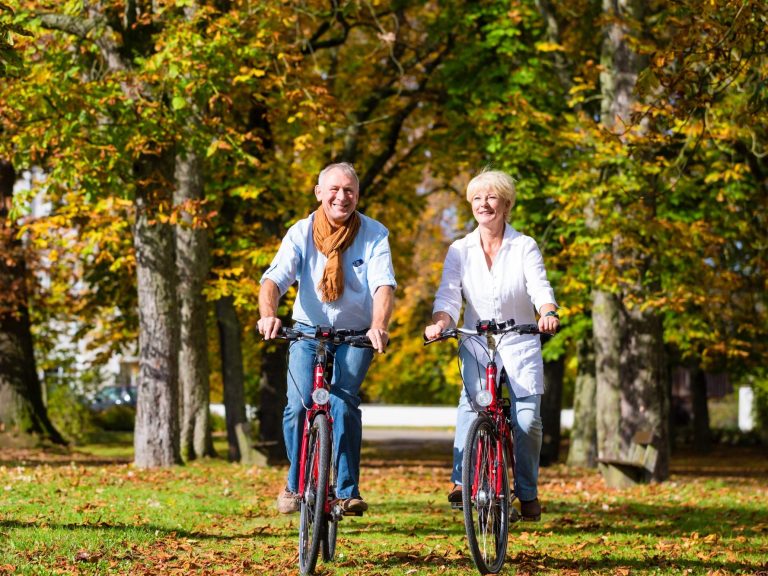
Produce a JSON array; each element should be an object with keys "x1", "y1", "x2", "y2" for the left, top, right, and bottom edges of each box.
[
  {"x1": 315, "y1": 167, "x2": 359, "y2": 226},
  {"x1": 470, "y1": 187, "x2": 510, "y2": 229}
]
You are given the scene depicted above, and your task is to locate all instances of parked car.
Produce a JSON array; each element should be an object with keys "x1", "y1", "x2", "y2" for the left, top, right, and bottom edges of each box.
[{"x1": 90, "y1": 385, "x2": 137, "y2": 412}]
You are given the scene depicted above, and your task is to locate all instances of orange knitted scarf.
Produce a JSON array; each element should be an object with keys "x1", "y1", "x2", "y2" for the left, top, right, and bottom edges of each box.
[{"x1": 312, "y1": 208, "x2": 361, "y2": 302}]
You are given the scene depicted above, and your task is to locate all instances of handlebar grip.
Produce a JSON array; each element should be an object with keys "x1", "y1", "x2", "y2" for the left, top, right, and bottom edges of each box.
[
  {"x1": 277, "y1": 327, "x2": 304, "y2": 340},
  {"x1": 423, "y1": 329, "x2": 458, "y2": 345},
  {"x1": 347, "y1": 335, "x2": 373, "y2": 348}
]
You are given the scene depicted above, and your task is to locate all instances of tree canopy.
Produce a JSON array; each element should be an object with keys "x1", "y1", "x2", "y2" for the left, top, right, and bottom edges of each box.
[{"x1": 1, "y1": 0, "x2": 766, "y2": 441}]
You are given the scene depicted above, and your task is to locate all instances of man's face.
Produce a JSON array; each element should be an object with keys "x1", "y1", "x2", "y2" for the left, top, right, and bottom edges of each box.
[{"x1": 315, "y1": 168, "x2": 359, "y2": 226}]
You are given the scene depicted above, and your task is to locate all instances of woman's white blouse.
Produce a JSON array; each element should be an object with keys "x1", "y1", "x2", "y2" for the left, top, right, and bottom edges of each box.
[{"x1": 432, "y1": 224, "x2": 557, "y2": 397}]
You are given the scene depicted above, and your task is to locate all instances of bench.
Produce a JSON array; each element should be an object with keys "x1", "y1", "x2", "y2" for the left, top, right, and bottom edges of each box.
[{"x1": 597, "y1": 429, "x2": 658, "y2": 488}]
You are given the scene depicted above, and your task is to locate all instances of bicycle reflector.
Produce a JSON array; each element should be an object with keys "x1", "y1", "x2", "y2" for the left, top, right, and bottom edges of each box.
[
  {"x1": 312, "y1": 388, "x2": 330, "y2": 405},
  {"x1": 475, "y1": 390, "x2": 493, "y2": 407}
]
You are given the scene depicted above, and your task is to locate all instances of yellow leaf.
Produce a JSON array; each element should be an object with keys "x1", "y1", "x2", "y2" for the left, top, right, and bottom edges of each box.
[{"x1": 535, "y1": 41, "x2": 564, "y2": 52}]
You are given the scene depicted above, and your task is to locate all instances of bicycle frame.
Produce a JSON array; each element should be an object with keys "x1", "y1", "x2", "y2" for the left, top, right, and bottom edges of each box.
[
  {"x1": 280, "y1": 326, "x2": 372, "y2": 518},
  {"x1": 297, "y1": 333, "x2": 333, "y2": 500},
  {"x1": 469, "y1": 323, "x2": 515, "y2": 508}
]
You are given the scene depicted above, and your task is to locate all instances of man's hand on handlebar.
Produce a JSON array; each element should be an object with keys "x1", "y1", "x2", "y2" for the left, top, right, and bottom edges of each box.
[
  {"x1": 366, "y1": 327, "x2": 389, "y2": 354},
  {"x1": 257, "y1": 316, "x2": 283, "y2": 340}
]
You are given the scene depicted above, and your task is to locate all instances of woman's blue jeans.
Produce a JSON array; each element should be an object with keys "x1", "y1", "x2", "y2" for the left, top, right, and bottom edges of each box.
[
  {"x1": 282, "y1": 325, "x2": 373, "y2": 499},
  {"x1": 452, "y1": 346, "x2": 543, "y2": 502}
]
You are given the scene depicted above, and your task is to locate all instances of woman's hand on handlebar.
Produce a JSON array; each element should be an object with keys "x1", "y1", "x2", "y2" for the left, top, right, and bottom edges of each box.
[
  {"x1": 424, "y1": 323, "x2": 445, "y2": 341},
  {"x1": 257, "y1": 316, "x2": 283, "y2": 340},
  {"x1": 537, "y1": 313, "x2": 560, "y2": 335}
]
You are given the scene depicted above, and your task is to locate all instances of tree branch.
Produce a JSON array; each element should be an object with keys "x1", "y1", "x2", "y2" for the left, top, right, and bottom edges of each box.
[{"x1": 39, "y1": 12, "x2": 126, "y2": 73}]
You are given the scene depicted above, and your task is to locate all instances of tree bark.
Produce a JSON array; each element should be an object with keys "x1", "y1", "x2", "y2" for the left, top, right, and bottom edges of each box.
[
  {"x1": 567, "y1": 331, "x2": 597, "y2": 467},
  {"x1": 133, "y1": 152, "x2": 181, "y2": 468},
  {"x1": 593, "y1": 289, "x2": 623, "y2": 461},
  {"x1": 215, "y1": 295, "x2": 247, "y2": 462},
  {"x1": 175, "y1": 148, "x2": 213, "y2": 461},
  {"x1": 0, "y1": 160, "x2": 65, "y2": 445},
  {"x1": 540, "y1": 348, "x2": 564, "y2": 466}
]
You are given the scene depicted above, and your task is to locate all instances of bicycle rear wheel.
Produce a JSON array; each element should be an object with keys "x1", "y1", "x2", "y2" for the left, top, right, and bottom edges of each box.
[
  {"x1": 299, "y1": 413, "x2": 331, "y2": 575},
  {"x1": 462, "y1": 415, "x2": 510, "y2": 575}
]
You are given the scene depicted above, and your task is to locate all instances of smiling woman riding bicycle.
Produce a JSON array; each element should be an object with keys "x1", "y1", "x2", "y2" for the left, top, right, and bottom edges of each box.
[{"x1": 424, "y1": 169, "x2": 559, "y2": 521}]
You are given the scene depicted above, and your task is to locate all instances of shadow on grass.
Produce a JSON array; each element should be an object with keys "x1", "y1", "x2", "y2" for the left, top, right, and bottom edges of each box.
[
  {"x1": 544, "y1": 499, "x2": 768, "y2": 539},
  {"x1": 504, "y1": 551, "x2": 767, "y2": 575},
  {"x1": 0, "y1": 518, "x2": 287, "y2": 542}
]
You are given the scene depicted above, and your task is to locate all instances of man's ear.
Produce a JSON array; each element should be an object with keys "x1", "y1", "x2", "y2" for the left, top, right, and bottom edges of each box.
[{"x1": 314, "y1": 185, "x2": 321, "y2": 200}]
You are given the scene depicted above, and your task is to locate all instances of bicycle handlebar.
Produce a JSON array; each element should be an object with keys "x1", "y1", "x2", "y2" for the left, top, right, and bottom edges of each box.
[
  {"x1": 423, "y1": 318, "x2": 545, "y2": 346},
  {"x1": 276, "y1": 326, "x2": 374, "y2": 348}
]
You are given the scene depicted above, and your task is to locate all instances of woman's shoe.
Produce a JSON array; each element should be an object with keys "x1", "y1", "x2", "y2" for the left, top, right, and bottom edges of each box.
[{"x1": 520, "y1": 497, "x2": 541, "y2": 521}]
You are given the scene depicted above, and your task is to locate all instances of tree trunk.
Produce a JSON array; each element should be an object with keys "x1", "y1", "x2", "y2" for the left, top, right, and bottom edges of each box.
[
  {"x1": 593, "y1": 290, "x2": 623, "y2": 461},
  {"x1": 540, "y1": 348, "x2": 564, "y2": 466},
  {"x1": 175, "y1": 148, "x2": 213, "y2": 461},
  {"x1": 260, "y1": 342, "x2": 287, "y2": 463},
  {"x1": 620, "y1": 306, "x2": 668, "y2": 481},
  {"x1": 592, "y1": 0, "x2": 669, "y2": 486},
  {"x1": 690, "y1": 365, "x2": 711, "y2": 453},
  {"x1": 133, "y1": 152, "x2": 181, "y2": 468},
  {"x1": 0, "y1": 161, "x2": 65, "y2": 445},
  {"x1": 567, "y1": 331, "x2": 597, "y2": 467},
  {"x1": 215, "y1": 295, "x2": 247, "y2": 462},
  {"x1": 0, "y1": 160, "x2": 66, "y2": 444}
]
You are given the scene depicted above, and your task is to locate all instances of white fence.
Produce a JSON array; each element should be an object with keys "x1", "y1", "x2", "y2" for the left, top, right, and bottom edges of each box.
[{"x1": 211, "y1": 404, "x2": 575, "y2": 430}]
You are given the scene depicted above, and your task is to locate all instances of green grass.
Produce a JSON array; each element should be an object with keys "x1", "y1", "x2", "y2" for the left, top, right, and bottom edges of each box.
[{"x1": 1, "y1": 438, "x2": 766, "y2": 575}]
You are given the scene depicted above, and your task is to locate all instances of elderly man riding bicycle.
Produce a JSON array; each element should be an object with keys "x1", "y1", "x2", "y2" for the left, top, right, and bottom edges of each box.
[{"x1": 258, "y1": 162, "x2": 396, "y2": 515}]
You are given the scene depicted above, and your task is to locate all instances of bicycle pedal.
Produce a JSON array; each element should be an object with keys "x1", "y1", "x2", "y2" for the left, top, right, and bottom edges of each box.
[
  {"x1": 450, "y1": 502, "x2": 463, "y2": 511},
  {"x1": 342, "y1": 510, "x2": 363, "y2": 517}
]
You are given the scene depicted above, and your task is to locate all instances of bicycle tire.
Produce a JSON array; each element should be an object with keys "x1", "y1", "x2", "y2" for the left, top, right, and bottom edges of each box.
[
  {"x1": 322, "y1": 517, "x2": 338, "y2": 561},
  {"x1": 299, "y1": 413, "x2": 331, "y2": 575},
  {"x1": 322, "y1": 454, "x2": 338, "y2": 562},
  {"x1": 462, "y1": 415, "x2": 510, "y2": 575}
]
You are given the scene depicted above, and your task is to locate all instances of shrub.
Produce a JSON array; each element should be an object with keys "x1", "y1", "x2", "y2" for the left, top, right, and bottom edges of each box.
[
  {"x1": 93, "y1": 405, "x2": 136, "y2": 431},
  {"x1": 46, "y1": 384, "x2": 97, "y2": 444}
]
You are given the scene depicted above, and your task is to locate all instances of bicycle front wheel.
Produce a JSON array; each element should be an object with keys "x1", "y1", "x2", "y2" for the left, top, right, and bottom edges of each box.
[
  {"x1": 299, "y1": 413, "x2": 331, "y2": 575},
  {"x1": 322, "y1": 517, "x2": 337, "y2": 561},
  {"x1": 462, "y1": 415, "x2": 510, "y2": 575},
  {"x1": 322, "y1": 454, "x2": 338, "y2": 562}
]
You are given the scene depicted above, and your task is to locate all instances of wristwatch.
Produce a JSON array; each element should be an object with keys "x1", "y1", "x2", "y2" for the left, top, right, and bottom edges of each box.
[{"x1": 544, "y1": 310, "x2": 559, "y2": 319}]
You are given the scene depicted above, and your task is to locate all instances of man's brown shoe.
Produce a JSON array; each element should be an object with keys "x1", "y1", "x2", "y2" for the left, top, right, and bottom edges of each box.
[
  {"x1": 338, "y1": 497, "x2": 368, "y2": 514},
  {"x1": 520, "y1": 497, "x2": 541, "y2": 521},
  {"x1": 277, "y1": 487, "x2": 300, "y2": 514},
  {"x1": 447, "y1": 485, "x2": 463, "y2": 504}
]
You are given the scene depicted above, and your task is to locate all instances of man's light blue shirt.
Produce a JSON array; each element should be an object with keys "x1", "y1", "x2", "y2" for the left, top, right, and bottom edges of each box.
[{"x1": 260, "y1": 212, "x2": 397, "y2": 331}]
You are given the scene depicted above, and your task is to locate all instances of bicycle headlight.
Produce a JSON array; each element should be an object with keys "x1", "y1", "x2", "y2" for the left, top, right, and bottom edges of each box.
[
  {"x1": 475, "y1": 390, "x2": 492, "y2": 407},
  {"x1": 311, "y1": 388, "x2": 330, "y2": 405}
]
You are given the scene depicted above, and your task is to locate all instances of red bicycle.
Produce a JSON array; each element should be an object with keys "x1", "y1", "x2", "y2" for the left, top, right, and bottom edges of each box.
[
  {"x1": 277, "y1": 325, "x2": 373, "y2": 575},
  {"x1": 425, "y1": 318, "x2": 544, "y2": 575}
]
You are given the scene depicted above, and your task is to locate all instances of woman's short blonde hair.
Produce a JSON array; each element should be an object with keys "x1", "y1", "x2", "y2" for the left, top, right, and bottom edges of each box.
[{"x1": 465, "y1": 169, "x2": 516, "y2": 208}]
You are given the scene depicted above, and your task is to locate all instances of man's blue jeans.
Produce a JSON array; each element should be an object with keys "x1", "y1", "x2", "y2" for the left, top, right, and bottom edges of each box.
[
  {"x1": 283, "y1": 325, "x2": 373, "y2": 499},
  {"x1": 452, "y1": 346, "x2": 543, "y2": 502}
]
